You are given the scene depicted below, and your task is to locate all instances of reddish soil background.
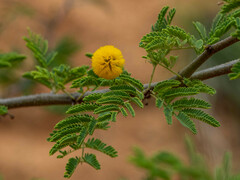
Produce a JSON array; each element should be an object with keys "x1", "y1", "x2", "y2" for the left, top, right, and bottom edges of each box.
[{"x1": 0, "y1": 0, "x2": 240, "y2": 179}]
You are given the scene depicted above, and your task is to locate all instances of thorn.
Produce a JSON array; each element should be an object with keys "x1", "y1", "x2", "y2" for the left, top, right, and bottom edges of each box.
[{"x1": 205, "y1": 45, "x2": 213, "y2": 53}]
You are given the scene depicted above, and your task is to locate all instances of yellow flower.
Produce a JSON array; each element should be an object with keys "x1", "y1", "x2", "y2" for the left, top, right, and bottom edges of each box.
[{"x1": 92, "y1": 45, "x2": 125, "y2": 80}]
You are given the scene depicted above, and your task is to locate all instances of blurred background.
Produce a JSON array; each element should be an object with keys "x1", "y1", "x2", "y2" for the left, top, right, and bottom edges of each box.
[{"x1": 0, "y1": 0, "x2": 240, "y2": 179}]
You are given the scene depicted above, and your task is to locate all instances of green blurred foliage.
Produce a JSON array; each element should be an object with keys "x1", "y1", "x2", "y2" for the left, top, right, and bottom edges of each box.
[{"x1": 129, "y1": 136, "x2": 240, "y2": 180}]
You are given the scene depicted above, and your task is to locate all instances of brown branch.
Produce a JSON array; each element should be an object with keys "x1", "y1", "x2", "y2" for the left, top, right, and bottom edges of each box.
[
  {"x1": 173, "y1": 36, "x2": 239, "y2": 79},
  {"x1": 190, "y1": 59, "x2": 240, "y2": 80},
  {"x1": 1, "y1": 59, "x2": 238, "y2": 109}
]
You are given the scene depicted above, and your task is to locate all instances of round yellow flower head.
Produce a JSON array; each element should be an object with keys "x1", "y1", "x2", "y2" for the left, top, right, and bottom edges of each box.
[{"x1": 92, "y1": 45, "x2": 125, "y2": 80}]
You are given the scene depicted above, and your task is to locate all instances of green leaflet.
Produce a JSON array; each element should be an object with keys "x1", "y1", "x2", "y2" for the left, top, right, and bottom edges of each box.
[
  {"x1": 119, "y1": 74, "x2": 144, "y2": 91},
  {"x1": 56, "y1": 65, "x2": 89, "y2": 84},
  {"x1": 136, "y1": 91, "x2": 144, "y2": 100},
  {"x1": 111, "y1": 112, "x2": 118, "y2": 122},
  {"x1": 176, "y1": 112, "x2": 197, "y2": 134},
  {"x1": 24, "y1": 63, "x2": 89, "y2": 92},
  {"x1": 96, "y1": 96, "x2": 124, "y2": 105},
  {"x1": 193, "y1": 21, "x2": 208, "y2": 42},
  {"x1": 232, "y1": 17, "x2": 240, "y2": 38},
  {"x1": 164, "y1": 26, "x2": 190, "y2": 40},
  {"x1": 110, "y1": 85, "x2": 137, "y2": 96},
  {"x1": 124, "y1": 102, "x2": 135, "y2": 117},
  {"x1": 88, "y1": 119, "x2": 97, "y2": 135},
  {"x1": 23, "y1": 66, "x2": 52, "y2": 89},
  {"x1": 162, "y1": 87, "x2": 199, "y2": 99},
  {"x1": 95, "y1": 121, "x2": 110, "y2": 130},
  {"x1": 71, "y1": 76, "x2": 100, "y2": 88},
  {"x1": 152, "y1": 6, "x2": 176, "y2": 32},
  {"x1": 102, "y1": 90, "x2": 131, "y2": 99},
  {"x1": 120, "y1": 107, "x2": 128, "y2": 117},
  {"x1": 209, "y1": 16, "x2": 235, "y2": 40},
  {"x1": 94, "y1": 105, "x2": 120, "y2": 114},
  {"x1": 156, "y1": 98, "x2": 164, "y2": 109},
  {"x1": 96, "y1": 113, "x2": 112, "y2": 122},
  {"x1": 49, "y1": 134, "x2": 78, "y2": 155},
  {"x1": 141, "y1": 32, "x2": 163, "y2": 44},
  {"x1": 153, "y1": 80, "x2": 181, "y2": 93},
  {"x1": 64, "y1": 157, "x2": 80, "y2": 178},
  {"x1": 54, "y1": 114, "x2": 94, "y2": 129},
  {"x1": 48, "y1": 125, "x2": 82, "y2": 142},
  {"x1": 209, "y1": 13, "x2": 223, "y2": 38},
  {"x1": 85, "y1": 138, "x2": 118, "y2": 158},
  {"x1": 229, "y1": 60, "x2": 240, "y2": 80},
  {"x1": 131, "y1": 97, "x2": 144, "y2": 108},
  {"x1": 152, "y1": 6, "x2": 169, "y2": 31},
  {"x1": 57, "y1": 150, "x2": 69, "y2": 159},
  {"x1": 172, "y1": 98, "x2": 211, "y2": 109},
  {"x1": 166, "y1": 8, "x2": 176, "y2": 24},
  {"x1": 164, "y1": 105, "x2": 173, "y2": 125},
  {"x1": 66, "y1": 103, "x2": 100, "y2": 114},
  {"x1": 182, "y1": 108, "x2": 220, "y2": 127},
  {"x1": 83, "y1": 153, "x2": 101, "y2": 170},
  {"x1": 144, "y1": 36, "x2": 168, "y2": 51},
  {"x1": 24, "y1": 29, "x2": 57, "y2": 67},
  {"x1": 83, "y1": 93, "x2": 103, "y2": 102},
  {"x1": 77, "y1": 127, "x2": 87, "y2": 146},
  {"x1": 221, "y1": 1, "x2": 240, "y2": 13},
  {"x1": 184, "y1": 78, "x2": 216, "y2": 95}
]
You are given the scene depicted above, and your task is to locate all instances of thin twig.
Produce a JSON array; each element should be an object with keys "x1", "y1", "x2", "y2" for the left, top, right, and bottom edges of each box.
[
  {"x1": 190, "y1": 59, "x2": 240, "y2": 80},
  {"x1": 1, "y1": 59, "x2": 238, "y2": 109}
]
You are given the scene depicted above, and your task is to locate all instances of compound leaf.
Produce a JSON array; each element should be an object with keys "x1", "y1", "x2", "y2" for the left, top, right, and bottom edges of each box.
[
  {"x1": 85, "y1": 138, "x2": 118, "y2": 157},
  {"x1": 176, "y1": 112, "x2": 197, "y2": 134},
  {"x1": 182, "y1": 108, "x2": 220, "y2": 127},
  {"x1": 66, "y1": 103, "x2": 100, "y2": 114},
  {"x1": 64, "y1": 157, "x2": 80, "y2": 178},
  {"x1": 83, "y1": 153, "x2": 101, "y2": 170}
]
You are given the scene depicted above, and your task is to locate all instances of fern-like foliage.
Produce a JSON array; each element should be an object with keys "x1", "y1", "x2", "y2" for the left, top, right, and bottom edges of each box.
[
  {"x1": 48, "y1": 72, "x2": 144, "y2": 178},
  {"x1": 171, "y1": 98, "x2": 211, "y2": 109},
  {"x1": 66, "y1": 103, "x2": 100, "y2": 114},
  {"x1": 140, "y1": 6, "x2": 206, "y2": 73},
  {"x1": 229, "y1": 60, "x2": 240, "y2": 79},
  {"x1": 24, "y1": 29, "x2": 57, "y2": 67},
  {"x1": 129, "y1": 136, "x2": 240, "y2": 180},
  {"x1": 85, "y1": 138, "x2": 118, "y2": 157},
  {"x1": 176, "y1": 112, "x2": 197, "y2": 134},
  {"x1": 46, "y1": 5, "x2": 237, "y2": 177},
  {"x1": 64, "y1": 157, "x2": 80, "y2": 178},
  {"x1": 54, "y1": 114, "x2": 94, "y2": 129},
  {"x1": 83, "y1": 93, "x2": 103, "y2": 102},
  {"x1": 119, "y1": 74, "x2": 144, "y2": 91},
  {"x1": 208, "y1": 2, "x2": 240, "y2": 44},
  {"x1": 83, "y1": 153, "x2": 101, "y2": 170},
  {"x1": 0, "y1": 52, "x2": 26, "y2": 68},
  {"x1": 152, "y1": 6, "x2": 176, "y2": 32},
  {"x1": 23, "y1": 30, "x2": 89, "y2": 92},
  {"x1": 182, "y1": 109, "x2": 220, "y2": 127},
  {"x1": 152, "y1": 79, "x2": 220, "y2": 134},
  {"x1": 130, "y1": 147, "x2": 175, "y2": 180},
  {"x1": 221, "y1": 0, "x2": 240, "y2": 14},
  {"x1": 184, "y1": 78, "x2": 216, "y2": 95}
]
